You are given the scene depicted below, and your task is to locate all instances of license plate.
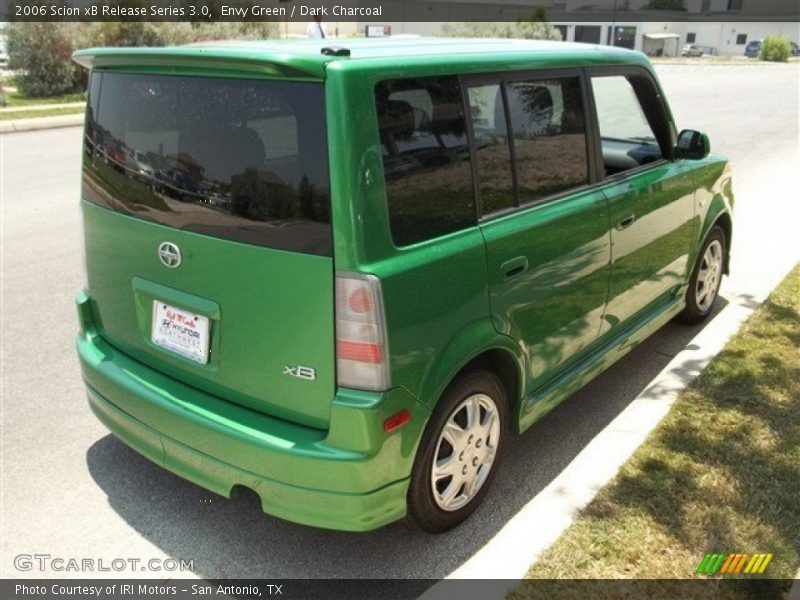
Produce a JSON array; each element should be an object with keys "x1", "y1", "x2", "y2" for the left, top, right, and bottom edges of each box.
[{"x1": 151, "y1": 301, "x2": 210, "y2": 364}]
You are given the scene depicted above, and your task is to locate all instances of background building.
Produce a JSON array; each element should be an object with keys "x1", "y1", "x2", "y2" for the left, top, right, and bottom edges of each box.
[{"x1": 284, "y1": 0, "x2": 799, "y2": 57}]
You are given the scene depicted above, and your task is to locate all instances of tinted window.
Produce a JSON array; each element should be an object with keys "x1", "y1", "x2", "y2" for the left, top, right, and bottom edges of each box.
[
  {"x1": 375, "y1": 76, "x2": 475, "y2": 247},
  {"x1": 610, "y1": 26, "x2": 637, "y2": 49},
  {"x1": 467, "y1": 77, "x2": 589, "y2": 213},
  {"x1": 575, "y1": 26, "x2": 602, "y2": 44},
  {"x1": 591, "y1": 75, "x2": 665, "y2": 176},
  {"x1": 467, "y1": 84, "x2": 515, "y2": 215},
  {"x1": 506, "y1": 78, "x2": 589, "y2": 202},
  {"x1": 83, "y1": 72, "x2": 331, "y2": 256}
]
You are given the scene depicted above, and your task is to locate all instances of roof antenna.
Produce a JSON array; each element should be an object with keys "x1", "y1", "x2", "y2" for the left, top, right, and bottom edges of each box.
[{"x1": 321, "y1": 46, "x2": 351, "y2": 57}]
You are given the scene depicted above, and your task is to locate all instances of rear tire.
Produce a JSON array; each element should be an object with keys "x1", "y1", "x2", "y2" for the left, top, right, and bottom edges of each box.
[
  {"x1": 406, "y1": 370, "x2": 507, "y2": 533},
  {"x1": 675, "y1": 226, "x2": 726, "y2": 324}
]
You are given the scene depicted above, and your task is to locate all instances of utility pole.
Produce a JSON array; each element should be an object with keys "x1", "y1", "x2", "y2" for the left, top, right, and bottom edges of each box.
[
  {"x1": 611, "y1": 0, "x2": 618, "y2": 47},
  {"x1": 279, "y1": 0, "x2": 290, "y2": 39}
]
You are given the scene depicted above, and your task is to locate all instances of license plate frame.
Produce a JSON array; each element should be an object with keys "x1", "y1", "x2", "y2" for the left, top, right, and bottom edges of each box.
[{"x1": 151, "y1": 301, "x2": 210, "y2": 364}]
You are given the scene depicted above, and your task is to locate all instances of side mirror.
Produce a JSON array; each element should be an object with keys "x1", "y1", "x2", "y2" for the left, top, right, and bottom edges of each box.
[{"x1": 675, "y1": 129, "x2": 710, "y2": 160}]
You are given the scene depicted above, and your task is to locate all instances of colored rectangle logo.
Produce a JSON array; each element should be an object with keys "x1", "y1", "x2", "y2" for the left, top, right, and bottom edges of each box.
[{"x1": 697, "y1": 553, "x2": 773, "y2": 575}]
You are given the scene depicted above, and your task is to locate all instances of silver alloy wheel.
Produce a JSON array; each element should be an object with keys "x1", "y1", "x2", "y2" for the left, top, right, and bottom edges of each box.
[
  {"x1": 430, "y1": 393, "x2": 501, "y2": 512},
  {"x1": 696, "y1": 239, "x2": 724, "y2": 312}
]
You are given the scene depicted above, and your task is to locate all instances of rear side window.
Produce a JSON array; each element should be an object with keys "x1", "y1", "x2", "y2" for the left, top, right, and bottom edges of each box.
[
  {"x1": 83, "y1": 72, "x2": 331, "y2": 256},
  {"x1": 375, "y1": 76, "x2": 475, "y2": 247}
]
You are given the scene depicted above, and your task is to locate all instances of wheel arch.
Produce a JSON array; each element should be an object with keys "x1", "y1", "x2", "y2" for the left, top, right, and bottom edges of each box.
[
  {"x1": 429, "y1": 344, "x2": 525, "y2": 437},
  {"x1": 455, "y1": 348, "x2": 522, "y2": 422},
  {"x1": 711, "y1": 211, "x2": 733, "y2": 274},
  {"x1": 694, "y1": 158, "x2": 734, "y2": 275}
]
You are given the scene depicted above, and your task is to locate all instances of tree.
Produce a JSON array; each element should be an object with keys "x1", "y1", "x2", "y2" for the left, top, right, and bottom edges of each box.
[
  {"x1": 7, "y1": 23, "x2": 85, "y2": 96},
  {"x1": 7, "y1": 16, "x2": 280, "y2": 99},
  {"x1": 440, "y1": 7, "x2": 562, "y2": 41},
  {"x1": 516, "y1": 7, "x2": 563, "y2": 40}
]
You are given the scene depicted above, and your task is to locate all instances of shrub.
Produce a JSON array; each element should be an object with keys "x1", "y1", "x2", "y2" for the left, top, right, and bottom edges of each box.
[
  {"x1": 7, "y1": 23, "x2": 85, "y2": 97},
  {"x1": 645, "y1": 0, "x2": 687, "y2": 9},
  {"x1": 186, "y1": 22, "x2": 280, "y2": 42},
  {"x1": 759, "y1": 36, "x2": 791, "y2": 62},
  {"x1": 85, "y1": 22, "x2": 194, "y2": 47},
  {"x1": 81, "y1": 21, "x2": 279, "y2": 48},
  {"x1": 441, "y1": 6, "x2": 561, "y2": 40},
  {"x1": 440, "y1": 20, "x2": 561, "y2": 40}
]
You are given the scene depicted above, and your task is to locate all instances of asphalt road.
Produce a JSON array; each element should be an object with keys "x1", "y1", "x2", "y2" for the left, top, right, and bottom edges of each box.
[{"x1": 1, "y1": 64, "x2": 798, "y2": 580}]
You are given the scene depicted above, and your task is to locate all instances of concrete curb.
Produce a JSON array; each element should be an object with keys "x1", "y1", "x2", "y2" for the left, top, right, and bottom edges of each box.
[
  {"x1": 652, "y1": 60, "x2": 800, "y2": 66},
  {"x1": 788, "y1": 568, "x2": 800, "y2": 600},
  {"x1": 428, "y1": 262, "x2": 797, "y2": 585},
  {"x1": 0, "y1": 101, "x2": 85, "y2": 113},
  {"x1": 0, "y1": 113, "x2": 84, "y2": 134}
]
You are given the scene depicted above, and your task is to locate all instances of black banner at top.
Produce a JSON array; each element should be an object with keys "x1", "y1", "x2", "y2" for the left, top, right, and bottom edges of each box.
[{"x1": 3, "y1": 0, "x2": 800, "y2": 23}]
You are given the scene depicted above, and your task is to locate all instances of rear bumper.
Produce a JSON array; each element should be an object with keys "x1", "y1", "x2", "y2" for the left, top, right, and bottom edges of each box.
[{"x1": 76, "y1": 291, "x2": 429, "y2": 532}]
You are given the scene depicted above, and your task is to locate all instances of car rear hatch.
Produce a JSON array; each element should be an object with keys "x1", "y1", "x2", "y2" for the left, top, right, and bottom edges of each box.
[{"x1": 79, "y1": 64, "x2": 335, "y2": 429}]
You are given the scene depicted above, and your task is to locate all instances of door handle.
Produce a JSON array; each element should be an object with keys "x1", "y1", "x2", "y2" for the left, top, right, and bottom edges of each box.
[
  {"x1": 501, "y1": 256, "x2": 528, "y2": 280},
  {"x1": 616, "y1": 214, "x2": 636, "y2": 231}
]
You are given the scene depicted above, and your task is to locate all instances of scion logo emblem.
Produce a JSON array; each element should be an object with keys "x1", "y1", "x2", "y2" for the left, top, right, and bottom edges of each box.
[
  {"x1": 283, "y1": 365, "x2": 316, "y2": 381},
  {"x1": 158, "y1": 242, "x2": 182, "y2": 268}
]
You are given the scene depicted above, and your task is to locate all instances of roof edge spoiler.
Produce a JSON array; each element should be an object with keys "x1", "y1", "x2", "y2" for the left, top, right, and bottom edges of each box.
[{"x1": 72, "y1": 47, "x2": 326, "y2": 80}]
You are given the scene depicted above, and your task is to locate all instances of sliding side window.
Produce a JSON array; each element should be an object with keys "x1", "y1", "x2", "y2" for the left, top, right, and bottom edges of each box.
[
  {"x1": 506, "y1": 77, "x2": 589, "y2": 203},
  {"x1": 467, "y1": 83, "x2": 515, "y2": 215},
  {"x1": 467, "y1": 75, "x2": 590, "y2": 217}
]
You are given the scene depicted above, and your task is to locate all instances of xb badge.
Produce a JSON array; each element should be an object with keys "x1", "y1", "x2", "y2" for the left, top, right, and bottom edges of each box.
[{"x1": 283, "y1": 365, "x2": 316, "y2": 381}]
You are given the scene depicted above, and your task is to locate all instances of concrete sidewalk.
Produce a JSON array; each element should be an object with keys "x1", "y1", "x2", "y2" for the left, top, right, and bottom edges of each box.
[{"x1": 0, "y1": 112, "x2": 84, "y2": 134}]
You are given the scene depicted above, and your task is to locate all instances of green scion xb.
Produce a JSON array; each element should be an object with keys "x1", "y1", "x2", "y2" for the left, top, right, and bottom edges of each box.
[{"x1": 74, "y1": 38, "x2": 733, "y2": 533}]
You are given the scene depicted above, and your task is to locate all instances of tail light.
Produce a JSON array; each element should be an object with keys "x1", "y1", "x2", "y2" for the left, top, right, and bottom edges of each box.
[{"x1": 335, "y1": 272, "x2": 390, "y2": 391}]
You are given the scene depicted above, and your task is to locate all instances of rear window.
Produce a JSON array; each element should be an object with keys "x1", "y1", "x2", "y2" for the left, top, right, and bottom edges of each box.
[{"x1": 83, "y1": 72, "x2": 331, "y2": 256}]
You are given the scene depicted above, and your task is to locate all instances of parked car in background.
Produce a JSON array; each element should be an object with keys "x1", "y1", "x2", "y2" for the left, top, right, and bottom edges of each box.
[
  {"x1": 681, "y1": 44, "x2": 704, "y2": 57},
  {"x1": 74, "y1": 39, "x2": 734, "y2": 533},
  {"x1": 744, "y1": 40, "x2": 763, "y2": 57}
]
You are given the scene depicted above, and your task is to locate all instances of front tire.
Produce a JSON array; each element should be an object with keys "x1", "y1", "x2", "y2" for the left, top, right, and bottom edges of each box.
[
  {"x1": 676, "y1": 225, "x2": 726, "y2": 324},
  {"x1": 406, "y1": 371, "x2": 507, "y2": 533}
]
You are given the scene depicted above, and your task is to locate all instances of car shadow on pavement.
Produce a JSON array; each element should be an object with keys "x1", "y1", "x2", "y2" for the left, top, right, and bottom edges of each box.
[{"x1": 85, "y1": 299, "x2": 727, "y2": 580}]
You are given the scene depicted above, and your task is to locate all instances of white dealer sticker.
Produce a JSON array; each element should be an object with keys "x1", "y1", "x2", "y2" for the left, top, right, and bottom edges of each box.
[{"x1": 151, "y1": 301, "x2": 210, "y2": 364}]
